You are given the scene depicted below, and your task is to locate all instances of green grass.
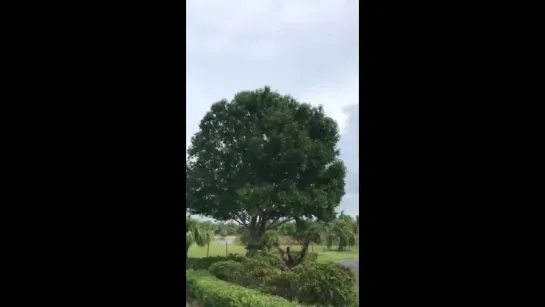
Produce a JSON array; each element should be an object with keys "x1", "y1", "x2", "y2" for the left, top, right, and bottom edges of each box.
[
  {"x1": 316, "y1": 249, "x2": 359, "y2": 262},
  {"x1": 187, "y1": 241, "x2": 359, "y2": 263}
]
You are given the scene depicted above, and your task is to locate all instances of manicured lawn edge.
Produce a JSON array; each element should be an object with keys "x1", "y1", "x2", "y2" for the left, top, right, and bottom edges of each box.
[{"x1": 187, "y1": 270, "x2": 304, "y2": 307}]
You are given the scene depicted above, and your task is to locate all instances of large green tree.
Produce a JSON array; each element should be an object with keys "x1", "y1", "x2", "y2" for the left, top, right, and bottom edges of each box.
[{"x1": 186, "y1": 86, "x2": 346, "y2": 254}]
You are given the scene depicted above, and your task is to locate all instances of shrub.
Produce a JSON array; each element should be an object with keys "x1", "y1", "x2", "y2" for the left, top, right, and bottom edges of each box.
[
  {"x1": 253, "y1": 253, "x2": 286, "y2": 269},
  {"x1": 187, "y1": 254, "x2": 245, "y2": 270},
  {"x1": 290, "y1": 261, "x2": 358, "y2": 307},
  {"x1": 238, "y1": 257, "x2": 282, "y2": 288},
  {"x1": 186, "y1": 269, "x2": 303, "y2": 307},
  {"x1": 209, "y1": 257, "x2": 283, "y2": 289},
  {"x1": 208, "y1": 260, "x2": 245, "y2": 281},
  {"x1": 261, "y1": 270, "x2": 298, "y2": 300}
]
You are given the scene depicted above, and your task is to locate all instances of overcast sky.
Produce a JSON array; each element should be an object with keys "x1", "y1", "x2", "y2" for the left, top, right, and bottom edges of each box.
[{"x1": 187, "y1": 0, "x2": 359, "y2": 218}]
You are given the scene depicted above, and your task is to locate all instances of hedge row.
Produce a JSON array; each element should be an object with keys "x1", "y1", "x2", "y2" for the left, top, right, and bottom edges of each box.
[
  {"x1": 187, "y1": 254, "x2": 246, "y2": 270},
  {"x1": 186, "y1": 270, "x2": 304, "y2": 307},
  {"x1": 208, "y1": 259, "x2": 358, "y2": 307},
  {"x1": 187, "y1": 252, "x2": 319, "y2": 271}
]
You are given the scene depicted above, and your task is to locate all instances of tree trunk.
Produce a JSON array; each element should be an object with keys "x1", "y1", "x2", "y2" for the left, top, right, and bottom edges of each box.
[
  {"x1": 207, "y1": 242, "x2": 210, "y2": 257},
  {"x1": 247, "y1": 234, "x2": 261, "y2": 256},
  {"x1": 247, "y1": 228, "x2": 267, "y2": 256},
  {"x1": 186, "y1": 246, "x2": 190, "y2": 268},
  {"x1": 246, "y1": 217, "x2": 267, "y2": 256},
  {"x1": 338, "y1": 237, "x2": 346, "y2": 251}
]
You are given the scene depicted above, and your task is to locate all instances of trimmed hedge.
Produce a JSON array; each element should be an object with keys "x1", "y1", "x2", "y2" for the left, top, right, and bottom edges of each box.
[
  {"x1": 289, "y1": 261, "x2": 358, "y2": 307},
  {"x1": 208, "y1": 260, "x2": 246, "y2": 282},
  {"x1": 206, "y1": 255, "x2": 357, "y2": 307},
  {"x1": 186, "y1": 270, "x2": 303, "y2": 307},
  {"x1": 187, "y1": 254, "x2": 246, "y2": 270}
]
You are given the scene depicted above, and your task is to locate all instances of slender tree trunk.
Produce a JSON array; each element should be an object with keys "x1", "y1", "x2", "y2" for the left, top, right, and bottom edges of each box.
[
  {"x1": 338, "y1": 237, "x2": 346, "y2": 251},
  {"x1": 246, "y1": 216, "x2": 267, "y2": 256},
  {"x1": 186, "y1": 246, "x2": 190, "y2": 268},
  {"x1": 207, "y1": 242, "x2": 210, "y2": 257},
  {"x1": 247, "y1": 234, "x2": 261, "y2": 256}
]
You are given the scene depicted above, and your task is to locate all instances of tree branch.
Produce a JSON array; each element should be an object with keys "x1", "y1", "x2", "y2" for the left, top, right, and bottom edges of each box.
[
  {"x1": 234, "y1": 213, "x2": 249, "y2": 226},
  {"x1": 267, "y1": 217, "x2": 294, "y2": 230},
  {"x1": 234, "y1": 218, "x2": 248, "y2": 227}
]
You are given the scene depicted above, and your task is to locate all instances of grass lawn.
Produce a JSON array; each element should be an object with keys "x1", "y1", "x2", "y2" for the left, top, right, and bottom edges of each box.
[{"x1": 187, "y1": 240, "x2": 359, "y2": 263}]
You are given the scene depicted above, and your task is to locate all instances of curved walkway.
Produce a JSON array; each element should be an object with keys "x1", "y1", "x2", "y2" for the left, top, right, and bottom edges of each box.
[{"x1": 338, "y1": 258, "x2": 359, "y2": 295}]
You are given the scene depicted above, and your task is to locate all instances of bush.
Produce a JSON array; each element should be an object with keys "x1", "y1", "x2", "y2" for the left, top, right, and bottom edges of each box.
[
  {"x1": 186, "y1": 269, "x2": 303, "y2": 307},
  {"x1": 261, "y1": 270, "x2": 298, "y2": 300},
  {"x1": 254, "y1": 253, "x2": 286, "y2": 269},
  {"x1": 187, "y1": 254, "x2": 245, "y2": 270},
  {"x1": 208, "y1": 260, "x2": 245, "y2": 281},
  {"x1": 209, "y1": 257, "x2": 283, "y2": 289},
  {"x1": 290, "y1": 261, "x2": 358, "y2": 307},
  {"x1": 261, "y1": 261, "x2": 358, "y2": 307},
  {"x1": 238, "y1": 257, "x2": 283, "y2": 288}
]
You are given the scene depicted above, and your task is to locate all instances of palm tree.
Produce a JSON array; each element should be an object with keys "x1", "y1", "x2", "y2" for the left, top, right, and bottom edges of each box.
[
  {"x1": 202, "y1": 229, "x2": 215, "y2": 257},
  {"x1": 319, "y1": 212, "x2": 357, "y2": 251},
  {"x1": 186, "y1": 216, "x2": 206, "y2": 266}
]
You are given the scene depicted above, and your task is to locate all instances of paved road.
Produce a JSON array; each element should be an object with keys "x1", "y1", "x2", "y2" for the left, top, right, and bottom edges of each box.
[{"x1": 338, "y1": 258, "x2": 359, "y2": 294}]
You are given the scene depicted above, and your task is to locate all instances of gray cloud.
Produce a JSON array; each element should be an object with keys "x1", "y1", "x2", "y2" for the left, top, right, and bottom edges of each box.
[{"x1": 338, "y1": 105, "x2": 359, "y2": 217}]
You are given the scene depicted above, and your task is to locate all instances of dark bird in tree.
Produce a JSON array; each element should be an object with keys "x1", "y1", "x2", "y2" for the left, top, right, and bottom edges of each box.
[{"x1": 186, "y1": 86, "x2": 346, "y2": 255}]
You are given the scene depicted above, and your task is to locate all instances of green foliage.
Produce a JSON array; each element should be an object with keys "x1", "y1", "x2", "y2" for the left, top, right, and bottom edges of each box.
[
  {"x1": 186, "y1": 269, "x2": 303, "y2": 307},
  {"x1": 205, "y1": 254, "x2": 356, "y2": 307},
  {"x1": 318, "y1": 212, "x2": 358, "y2": 251},
  {"x1": 277, "y1": 222, "x2": 297, "y2": 236},
  {"x1": 236, "y1": 258, "x2": 283, "y2": 288},
  {"x1": 260, "y1": 270, "x2": 298, "y2": 300},
  {"x1": 239, "y1": 230, "x2": 250, "y2": 245},
  {"x1": 293, "y1": 219, "x2": 322, "y2": 245},
  {"x1": 187, "y1": 217, "x2": 211, "y2": 258},
  {"x1": 186, "y1": 86, "x2": 346, "y2": 252},
  {"x1": 257, "y1": 253, "x2": 286, "y2": 269},
  {"x1": 208, "y1": 260, "x2": 245, "y2": 282},
  {"x1": 240, "y1": 229, "x2": 280, "y2": 252},
  {"x1": 208, "y1": 255, "x2": 285, "y2": 288},
  {"x1": 289, "y1": 261, "x2": 358, "y2": 307},
  {"x1": 261, "y1": 230, "x2": 280, "y2": 251},
  {"x1": 187, "y1": 254, "x2": 245, "y2": 270}
]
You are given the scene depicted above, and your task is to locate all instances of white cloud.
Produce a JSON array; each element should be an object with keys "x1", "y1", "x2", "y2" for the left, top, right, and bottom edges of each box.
[{"x1": 187, "y1": 0, "x2": 359, "y2": 217}]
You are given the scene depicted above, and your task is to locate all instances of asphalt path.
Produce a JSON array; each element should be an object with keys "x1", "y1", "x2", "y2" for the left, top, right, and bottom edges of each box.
[{"x1": 338, "y1": 258, "x2": 359, "y2": 295}]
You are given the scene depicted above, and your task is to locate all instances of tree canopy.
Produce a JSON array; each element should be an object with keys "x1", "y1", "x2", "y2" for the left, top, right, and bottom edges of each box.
[{"x1": 186, "y1": 86, "x2": 346, "y2": 250}]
